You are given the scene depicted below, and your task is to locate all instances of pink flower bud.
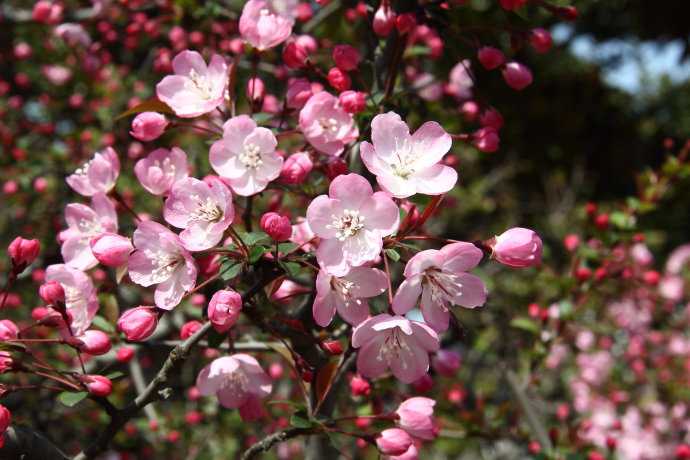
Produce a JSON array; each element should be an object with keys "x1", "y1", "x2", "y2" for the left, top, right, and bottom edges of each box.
[
  {"x1": 116, "y1": 346, "x2": 135, "y2": 363},
  {"x1": 530, "y1": 28, "x2": 553, "y2": 53},
  {"x1": 332, "y1": 45, "x2": 360, "y2": 71},
  {"x1": 477, "y1": 46, "x2": 505, "y2": 70},
  {"x1": 130, "y1": 112, "x2": 168, "y2": 142},
  {"x1": 279, "y1": 152, "x2": 313, "y2": 185},
  {"x1": 396, "y1": 397, "x2": 437, "y2": 440},
  {"x1": 412, "y1": 373, "x2": 434, "y2": 393},
  {"x1": 283, "y1": 42, "x2": 309, "y2": 69},
  {"x1": 500, "y1": 0, "x2": 527, "y2": 10},
  {"x1": 246, "y1": 77, "x2": 265, "y2": 102},
  {"x1": 207, "y1": 289, "x2": 242, "y2": 333},
  {"x1": 327, "y1": 67, "x2": 351, "y2": 92},
  {"x1": 376, "y1": 428, "x2": 413, "y2": 456},
  {"x1": 117, "y1": 307, "x2": 158, "y2": 342},
  {"x1": 492, "y1": 227, "x2": 543, "y2": 268},
  {"x1": 395, "y1": 13, "x2": 416, "y2": 35},
  {"x1": 39, "y1": 280, "x2": 65, "y2": 305},
  {"x1": 180, "y1": 320, "x2": 202, "y2": 339},
  {"x1": 373, "y1": 3, "x2": 396, "y2": 37},
  {"x1": 338, "y1": 90, "x2": 367, "y2": 114},
  {"x1": 563, "y1": 234, "x2": 580, "y2": 252},
  {"x1": 0, "y1": 352, "x2": 14, "y2": 373},
  {"x1": 0, "y1": 320, "x2": 19, "y2": 341},
  {"x1": 349, "y1": 374, "x2": 371, "y2": 396},
  {"x1": 0, "y1": 404, "x2": 10, "y2": 434},
  {"x1": 90, "y1": 233, "x2": 133, "y2": 267},
  {"x1": 32, "y1": 1, "x2": 63, "y2": 24},
  {"x1": 260, "y1": 212, "x2": 292, "y2": 242},
  {"x1": 77, "y1": 330, "x2": 112, "y2": 356},
  {"x1": 473, "y1": 127, "x2": 500, "y2": 153},
  {"x1": 324, "y1": 157, "x2": 348, "y2": 180},
  {"x1": 461, "y1": 100, "x2": 479, "y2": 122},
  {"x1": 286, "y1": 78, "x2": 314, "y2": 109},
  {"x1": 479, "y1": 107, "x2": 504, "y2": 130},
  {"x1": 502, "y1": 62, "x2": 533, "y2": 90},
  {"x1": 83, "y1": 375, "x2": 113, "y2": 397},
  {"x1": 8, "y1": 236, "x2": 40, "y2": 268},
  {"x1": 432, "y1": 349, "x2": 461, "y2": 376}
]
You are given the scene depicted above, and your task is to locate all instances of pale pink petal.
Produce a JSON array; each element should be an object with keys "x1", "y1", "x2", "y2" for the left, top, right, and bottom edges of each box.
[
  {"x1": 390, "y1": 337, "x2": 429, "y2": 383},
  {"x1": 403, "y1": 250, "x2": 442, "y2": 277},
  {"x1": 452, "y1": 273, "x2": 487, "y2": 308},
  {"x1": 360, "y1": 191, "x2": 400, "y2": 235},
  {"x1": 413, "y1": 164, "x2": 457, "y2": 196},
  {"x1": 306, "y1": 196, "x2": 341, "y2": 239},
  {"x1": 316, "y1": 238, "x2": 349, "y2": 276},
  {"x1": 356, "y1": 334, "x2": 389, "y2": 379},
  {"x1": 328, "y1": 174, "x2": 373, "y2": 209},
  {"x1": 439, "y1": 242, "x2": 483, "y2": 272},
  {"x1": 371, "y1": 112, "x2": 411, "y2": 159},
  {"x1": 420, "y1": 286, "x2": 450, "y2": 332},
  {"x1": 392, "y1": 276, "x2": 423, "y2": 315},
  {"x1": 410, "y1": 121, "x2": 452, "y2": 170},
  {"x1": 345, "y1": 267, "x2": 388, "y2": 298},
  {"x1": 62, "y1": 237, "x2": 98, "y2": 271}
]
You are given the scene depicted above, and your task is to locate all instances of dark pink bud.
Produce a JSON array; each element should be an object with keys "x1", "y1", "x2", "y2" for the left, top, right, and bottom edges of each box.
[
  {"x1": 530, "y1": 28, "x2": 553, "y2": 53},
  {"x1": 338, "y1": 90, "x2": 367, "y2": 114},
  {"x1": 477, "y1": 46, "x2": 505, "y2": 70},
  {"x1": 324, "y1": 157, "x2": 348, "y2": 180},
  {"x1": 115, "y1": 347, "x2": 135, "y2": 363},
  {"x1": 332, "y1": 45, "x2": 360, "y2": 71},
  {"x1": 460, "y1": 100, "x2": 479, "y2": 122},
  {"x1": 83, "y1": 375, "x2": 113, "y2": 397},
  {"x1": 180, "y1": 320, "x2": 202, "y2": 340},
  {"x1": 207, "y1": 289, "x2": 242, "y2": 333},
  {"x1": 283, "y1": 42, "x2": 308, "y2": 69},
  {"x1": 350, "y1": 374, "x2": 371, "y2": 396},
  {"x1": 479, "y1": 107, "x2": 504, "y2": 130},
  {"x1": 130, "y1": 112, "x2": 168, "y2": 142},
  {"x1": 502, "y1": 62, "x2": 533, "y2": 90},
  {"x1": 395, "y1": 13, "x2": 416, "y2": 35},
  {"x1": 473, "y1": 127, "x2": 500, "y2": 152},
  {"x1": 492, "y1": 227, "x2": 543, "y2": 268},
  {"x1": 260, "y1": 212, "x2": 292, "y2": 242},
  {"x1": 90, "y1": 233, "x2": 133, "y2": 267},
  {"x1": 373, "y1": 3, "x2": 396, "y2": 37},
  {"x1": 117, "y1": 307, "x2": 158, "y2": 342},
  {"x1": 376, "y1": 428, "x2": 413, "y2": 456},
  {"x1": 0, "y1": 404, "x2": 10, "y2": 434},
  {"x1": 327, "y1": 67, "x2": 351, "y2": 92},
  {"x1": 320, "y1": 340, "x2": 343, "y2": 355},
  {"x1": 8, "y1": 236, "x2": 40, "y2": 268},
  {"x1": 0, "y1": 320, "x2": 19, "y2": 341},
  {"x1": 77, "y1": 330, "x2": 112, "y2": 356},
  {"x1": 39, "y1": 280, "x2": 65, "y2": 305},
  {"x1": 279, "y1": 152, "x2": 313, "y2": 185},
  {"x1": 246, "y1": 77, "x2": 266, "y2": 102},
  {"x1": 432, "y1": 349, "x2": 461, "y2": 376}
]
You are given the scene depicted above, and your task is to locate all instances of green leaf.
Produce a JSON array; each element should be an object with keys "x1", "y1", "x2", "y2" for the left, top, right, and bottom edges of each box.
[
  {"x1": 58, "y1": 391, "x2": 88, "y2": 407},
  {"x1": 105, "y1": 371, "x2": 125, "y2": 380},
  {"x1": 290, "y1": 411, "x2": 314, "y2": 429},
  {"x1": 239, "y1": 231, "x2": 270, "y2": 246},
  {"x1": 91, "y1": 315, "x2": 115, "y2": 333},
  {"x1": 249, "y1": 246, "x2": 267, "y2": 264},
  {"x1": 509, "y1": 317, "x2": 540, "y2": 334},
  {"x1": 277, "y1": 242, "x2": 298, "y2": 253},
  {"x1": 385, "y1": 248, "x2": 400, "y2": 262},
  {"x1": 220, "y1": 260, "x2": 243, "y2": 281},
  {"x1": 280, "y1": 261, "x2": 302, "y2": 277},
  {"x1": 115, "y1": 99, "x2": 173, "y2": 121}
]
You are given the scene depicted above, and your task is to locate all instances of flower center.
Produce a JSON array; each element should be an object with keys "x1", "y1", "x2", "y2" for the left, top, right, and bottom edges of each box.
[
  {"x1": 144, "y1": 249, "x2": 182, "y2": 283},
  {"x1": 218, "y1": 368, "x2": 249, "y2": 397},
  {"x1": 77, "y1": 217, "x2": 103, "y2": 237},
  {"x1": 328, "y1": 209, "x2": 365, "y2": 241},
  {"x1": 318, "y1": 117, "x2": 340, "y2": 135},
  {"x1": 153, "y1": 158, "x2": 176, "y2": 178},
  {"x1": 424, "y1": 269, "x2": 463, "y2": 305},
  {"x1": 332, "y1": 278, "x2": 362, "y2": 308},
  {"x1": 239, "y1": 143, "x2": 263, "y2": 169},
  {"x1": 376, "y1": 328, "x2": 410, "y2": 367},
  {"x1": 190, "y1": 196, "x2": 224, "y2": 223},
  {"x1": 188, "y1": 68, "x2": 213, "y2": 100},
  {"x1": 390, "y1": 138, "x2": 417, "y2": 179}
]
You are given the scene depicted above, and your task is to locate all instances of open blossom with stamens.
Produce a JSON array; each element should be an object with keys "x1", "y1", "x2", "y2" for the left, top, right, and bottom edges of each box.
[
  {"x1": 313, "y1": 267, "x2": 388, "y2": 327},
  {"x1": 239, "y1": 0, "x2": 297, "y2": 51},
  {"x1": 163, "y1": 177, "x2": 234, "y2": 251},
  {"x1": 196, "y1": 354, "x2": 272, "y2": 420},
  {"x1": 59, "y1": 193, "x2": 118, "y2": 271},
  {"x1": 393, "y1": 242, "x2": 487, "y2": 332},
  {"x1": 352, "y1": 314, "x2": 439, "y2": 383},
  {"x1": 299, "y1": 92, "x2": 359, "y2": 156},
  {"x1": 306, "y1": 174, "x2": 399, "y2": 276},
  {"x1": 128, "y1": 221, "x2": 198, "y2": 310},
  {"x1": 66, "y1": 147, "x2": 120, "y2": 196},
  {"x1": 360, "y1": 112, "x2": 457, "y2": 198},
  {"x1": 209, "y1": 115, "x2": 283, "y2": 196},
  {"x1": 45, "y1": 264, "x2": 99, "y2": 336},
  {"x1": 134, "y1": 147, "x2": 188, "y2": 195},
  {"x1": 156, "y1": 50, "x2": 228, "y2": 118}
]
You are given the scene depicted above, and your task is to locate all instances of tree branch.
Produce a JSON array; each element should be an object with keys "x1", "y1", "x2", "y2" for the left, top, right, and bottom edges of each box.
[
  {"x1": 241, "y1": 427, "x2": 316, "y2": 460},
  {"x1": 0, "y1": 426, "x2": 69, "y2": 460}
]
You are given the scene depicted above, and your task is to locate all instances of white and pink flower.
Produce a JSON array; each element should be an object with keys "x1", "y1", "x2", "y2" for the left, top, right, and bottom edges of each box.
[
  {"x1": 299, "y1": 92, "x2": 359, "y2": 156},
  {"x1": 134, "y1": 147, "x2": 189, "y2": 196},
  {"x1": 209, "y1": 115, "x2": 283, "y2": 196},
  {"x1": 306, "y1": 174, "x2": 399, "y2": 276},
  {"x1": 313, "y1": 267, "x2": 388, "y2": 327},
  {"x1": 361, "y1": 112, "x2": 457, "y2": 198},
  {"x1": 163, "y1": 177, "x2": 234, "y2": 251},
  {"x1": 66, "y1": 147, "x2": 120, "y2": 197},
  {"x1": 128, "y1": 221, "x2": 198, "y2": 310},
  {"x1": 393, "y1": 242, "x2": 487, "y2": 332},
  {"x1": 352, "y1": 314, "x2": 440, "y2": 383},
  {"x1": 59, "y1": 193, "x2": 118, "y2": 271},
  {"x1": 239, "y1": 0, "x2": 297, "y2": 51},
  {"x1": 156, "y1": 50, "x2": 228, "y2": 118},
  {"x1": 45, "y1": 264, "x2": 99, "y2": 337}
]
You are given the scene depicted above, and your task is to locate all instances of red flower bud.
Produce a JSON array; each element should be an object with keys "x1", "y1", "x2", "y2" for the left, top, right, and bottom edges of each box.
[
  {"x1": 260, "y1": 212, "x2": 292, "y2": 242},
  {"x1": 8, "y1": 236, "x2": 40, "y2": 268}
]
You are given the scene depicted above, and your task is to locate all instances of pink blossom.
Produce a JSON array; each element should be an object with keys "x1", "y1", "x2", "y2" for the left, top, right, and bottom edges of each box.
[
  {"x1": 313, "y1": 267, "x2": 388, "y2": 327},
  {"x1": 376, "y1": 428, "x2": 413, "y2": 456},
  {"x1": 477, "y1": 46, "x2": 505, "y2": 70},
  {"x1": 130, "y1": 112, "x2": 169, "y2": 141},
  {"x1": 502, "y1": 61, "x2": 533, "y2": 90},
  {"x1": 8, "y1": 237, "x2": 40, "y2": 268},
  {"x1": 306, "y1": 174, "x2": 399, "y2": 276},
  {"x1": 45, "y1": 264, "x2": 99, "y2": 336},
  {"x1": 54, "y1": 23, "x2": 91, "y2": 47},
  {"x1": 39, "y1": 280, "x2": 65, "y2": 305},
  {"x1": 246, "y1": 77, "x2": 266, "y2": 101},
  {"x1": 239, "y1": 0, "x2": 297, "y2": 51},
  {"x1": 117, "y1": 306, "x2": 159, "y2": 341},
  {"x1": 666, "y1": 244, "x2": 690, "y2": 274},
  {"x1": 338, "y1": 90, "x2": 366, "y2": 114},
  {"x1": 630, "y1": 243, "x2": 653, "y2": 266},
  {"x1": 576, "y1": 351, "x2": 613, "y2": 386},
  {"x1": 196, "y1": 354, "x2": 272, "y2": 416},
  {"x1": 83, "y1": 375, "x2": 112, "y2": 397},
  {"x1": 0, "y1": 320, "x2": 19, "y2": 341},
  {"x1": 491, "y1": 227, "x2": 542, "y2": 268},
  {"x1": 299, "y1": 92, "x2": 359, "y2": 156},
  {"x1": 332, "y1": 45, "x2": 360, "y2": 71},
  {"x1": 352, "y1": 314, "x2": 440, "y2": 383},
  {"x1": 163, "y1": 177, "x2": 234, "y2": 251},
  {"x1": 396, "y1": 397, "x2": 437, "y2": 440},
  {"x1": 659, "y1": 275, "x2": 684, "y2": 302},
  {"x1": 283, "y1": 41, "x2": 309, "y2": 69},
  {"x1": 473, "y1": 127, "x2": 500, "y2": 152},
  {"x1": 432, "y1": 349, "x2": 461, "y2": 376},
  {"x1": 90, "y1": 233, "x2": 133, "y2": 267},
  {"x1": 156, "y1": 50, "x2": 228, "y2": 118},
  {"x1": 393, "y1": 242, "x2": 487, "y2": 332},
  {"x1": 66, "y1": 147, "x2": 120, "y2": 196},
  {"x1": 373, "y1": 3, "x2": 396, "y2": 37},
  {"x1": 76, "y1": 329, "x2": 111, "y2": 356},
  {"x1": 279, "y1": 152, "x2": 313, "y2": 185},
  {"x1": 260, "y1": 212, "x2": 292, "y2": 242},
  {"x1": 59, "y1": 194, "x2": 118, "y2": 271},
  {"x1": 290, "y1": 217, "x2": 315, "y2": 250},
  {"x1": 134, "y1": 147, "x2": 189, "y2": 196},
  {"x1": 389, "y1": 443, "x2": 420, "y2": 460},
  {"x1": 207, "y1": 290, "x2": 242, "y2": 333},
  {"x1": 209, "y1": 115, "x2": 283, "y2": 196},
  {"x1": 286, "y1": 78, "x2": 314, "y2": 109},
  {"x1": 128, "y1": 221, "x2": 198, "y2": 310},
  {"x1": 361, "y1": 112, "x2": 457, "y2": 198},
  {"x1": 446, "y1": 60, "x2": 473, "y2": 100}
]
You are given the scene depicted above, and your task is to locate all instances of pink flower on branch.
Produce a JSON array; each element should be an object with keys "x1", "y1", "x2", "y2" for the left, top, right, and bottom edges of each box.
[
  {"x1": 45, "y1": 264, "x2": 99, "y2": 337},
  {"x1": 163, "y1": 177, "x2": 234, "y2": 251},
  {"x1": 393, "y1": 242, "x2": 487, "y2": 332},
  {"x1": 134, "y1": 147, "x2": 189, "y2": 196},
  {"x1": 239, "y1": 0, "x2": 297, "y2": 51},
  {"x1": 299, "y1": 92, "x2": 359, "y2": 156},
  {"x1": 209, "y1": 115, "x2": 283, "y2": 196},
  {"x1": 352, "y1": 314, "x2": 440, "y2": 383},
  {"x1": 156, "y1": 50, "x2": 228, "y2": 118},
  {"x1": 313, "y1": 266, "x2": 388, "y2": 327},
  {"x1": 66, "y1": 147, "x2": 120, "y2": 197},
  {"x1": 306, "y1": 174, "x2": 399, "y2": 276},
  {"x1": 396, "y1": 397, "x2": 437, "y2": 440},
  {"x1": 128, "y1": 221, "x2": 198, "y2": 310},
  {"x1": 361, "y1": 112, "x2": 457, "y2": 198}
]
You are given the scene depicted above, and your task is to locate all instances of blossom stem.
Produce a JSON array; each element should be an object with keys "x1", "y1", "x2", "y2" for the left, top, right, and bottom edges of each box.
[{"x1": 110, "y1": 190, "x2": 140, "y2": 223}]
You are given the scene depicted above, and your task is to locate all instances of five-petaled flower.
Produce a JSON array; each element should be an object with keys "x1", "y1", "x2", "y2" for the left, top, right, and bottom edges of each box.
[
  {"x1": 307, "y1": 173, "x2": 399, "y2": 276},
  {"x1": 134, "y1": 147, "x2": 189, "y2": 196},
  {"x1": 393, "y1": 242, "x2": 487, "y2": 332},
  {"x1": 66, "y1": 147, "x2": 120, "y2": 197},
  {"x1": 361, "y1": 111, "x2": 457, "y2": 198},
  {"x1": 299, "y1": 92, "x2": 359, "y2": 156},
  {"x1": 239, "y1": 0, "x2": 297, "y2": 51},
  {"x1": 45, "y1": 264, "x2": 99, "y2": 337}
]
